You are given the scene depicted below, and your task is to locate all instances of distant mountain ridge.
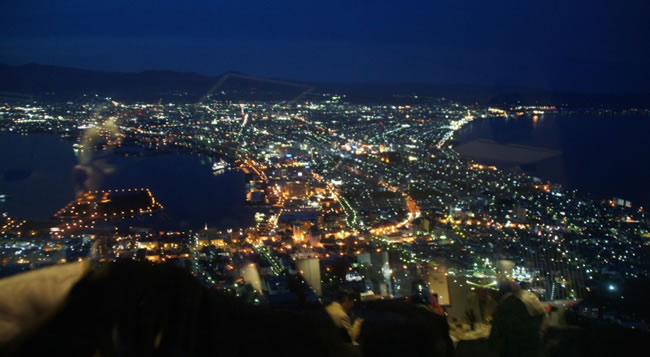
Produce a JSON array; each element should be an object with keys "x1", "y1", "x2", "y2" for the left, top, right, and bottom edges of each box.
[
  {"x1": 0, "y1": 64, "x2": 217, "y2": 101},
  {"x1": 1, "y1": 63, "x2": 648, "y2": 107}
]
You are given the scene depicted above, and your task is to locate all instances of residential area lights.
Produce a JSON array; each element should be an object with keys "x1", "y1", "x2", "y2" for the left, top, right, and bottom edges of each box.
[{"x1": 0, "y1": 96, "x2": 647, "y2": 303}]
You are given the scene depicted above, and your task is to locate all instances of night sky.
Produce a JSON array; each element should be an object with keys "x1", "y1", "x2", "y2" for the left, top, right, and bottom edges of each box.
[{"x1": 1, "y1": 0, "x2": 649, "y2": 92}]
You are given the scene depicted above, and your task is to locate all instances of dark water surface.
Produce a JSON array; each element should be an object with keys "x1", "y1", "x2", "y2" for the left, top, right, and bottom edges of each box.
[
  {"x1": 0, "y1": 133, "x2": 253, "y2": 230},
  {"x1": 455, "y1": 113, "x2": 650, "y2": 207}
]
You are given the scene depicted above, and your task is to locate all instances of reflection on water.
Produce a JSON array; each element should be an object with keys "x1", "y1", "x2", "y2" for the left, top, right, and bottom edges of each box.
[
  {"x1": 456, "y1": 114, "x2": 650, "y2": 207},
  {"x1": 73, "y1": 117, "x2": 123, "y2": 195},
  {"x1": 0, "y1": 133, "x2": 254, "y2": 230}
]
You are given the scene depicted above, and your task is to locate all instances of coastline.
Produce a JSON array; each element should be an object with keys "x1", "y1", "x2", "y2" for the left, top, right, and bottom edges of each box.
[{"x1": 449, "y1": 112, "x2": 650, "y2": 207}]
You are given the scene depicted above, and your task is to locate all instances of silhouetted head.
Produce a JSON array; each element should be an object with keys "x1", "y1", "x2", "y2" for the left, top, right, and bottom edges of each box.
[
  {"x1": 336, "y1": 289, "x2": 357, "y2": 312},
  {"x1": 410, "y1": 280, "x2": 431, "y2": 305},
  {"x1": 476, "y1": 287, "x2": 489, "y2": 301},
  {"x1": 495, "y1": 279, "x2": 512, "y2": 299}
]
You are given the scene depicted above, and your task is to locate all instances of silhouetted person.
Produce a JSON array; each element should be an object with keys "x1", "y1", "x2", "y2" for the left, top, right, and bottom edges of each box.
[
  {"x1": 465, "y1": 287, "x2": 497, "y2": 325},
  {"x1": 410, "y1": 280, "x2": 453, "y2": 357},
  {"x1": 358, "y1": 297, "x2": 454, "y2": 357},
  {"x1": 489, "y1": 281, "x2": 546, "y2": 357},
  {"x1": 1, "y1": 261, "x2": 350, "y2": 357},
  {"x1": 325, "y1": 289, "x2": 363, "y2": 344},
  {"x1": 2, "y1": 261, "x2": 471, "y2": 357},
  {"x1": 356, "y1": 280, "x2": 453, "y2": 357}
]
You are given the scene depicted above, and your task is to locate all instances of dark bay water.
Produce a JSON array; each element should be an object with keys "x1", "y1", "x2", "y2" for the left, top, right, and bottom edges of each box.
[
  {"x1": 0, "y1": 133, "x2": 253, "y2": 230},
  {"x1": 455, "y1": 113, "x2": 650, "y2": 207}
]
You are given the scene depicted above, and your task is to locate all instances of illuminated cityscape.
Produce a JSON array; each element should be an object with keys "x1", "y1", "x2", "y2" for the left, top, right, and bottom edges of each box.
[
  {"x1": 1, "y1": 1, "x2": 650, "y2": 355},
  {"x1": 1, "y1": 95, "x2": 648, "y2": 307}
]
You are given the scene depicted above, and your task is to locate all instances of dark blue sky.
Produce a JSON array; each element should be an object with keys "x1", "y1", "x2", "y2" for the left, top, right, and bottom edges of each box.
[{"x1": 1, "y1": 0, "x2": 649, "y2": 92}]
